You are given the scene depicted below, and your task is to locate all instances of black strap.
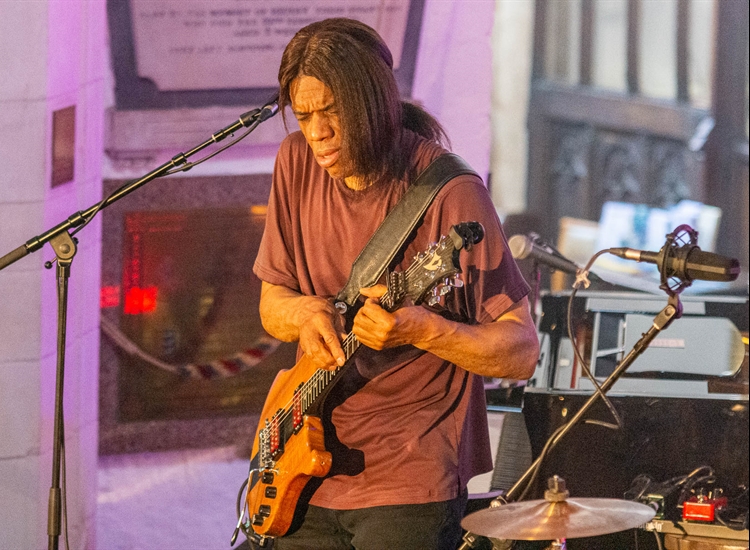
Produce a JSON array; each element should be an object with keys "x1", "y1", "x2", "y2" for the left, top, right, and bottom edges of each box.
[{"x1": 334, "y1": 153, "x2": 477, "y2": 310}]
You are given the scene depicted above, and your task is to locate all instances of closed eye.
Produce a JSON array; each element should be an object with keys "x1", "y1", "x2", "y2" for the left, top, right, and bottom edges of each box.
[{"x1": 292, "y1": 102, "x2": 336, "y2": 122}]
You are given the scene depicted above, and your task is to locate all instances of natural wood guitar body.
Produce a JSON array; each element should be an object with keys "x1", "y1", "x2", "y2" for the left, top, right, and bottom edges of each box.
[{"x1": 246, "y1": 355, "x2": 333, "y2": 537}]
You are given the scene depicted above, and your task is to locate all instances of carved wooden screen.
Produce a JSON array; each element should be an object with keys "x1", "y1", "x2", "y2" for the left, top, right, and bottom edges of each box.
[{"x1": 527, "y1": 0, "x2": 749, "y2": 269}]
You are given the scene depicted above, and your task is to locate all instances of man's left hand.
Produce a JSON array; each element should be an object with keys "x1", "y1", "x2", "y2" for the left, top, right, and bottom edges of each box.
[{"x1": 352, "y1": 285, "x2": 433, "y2": 350}]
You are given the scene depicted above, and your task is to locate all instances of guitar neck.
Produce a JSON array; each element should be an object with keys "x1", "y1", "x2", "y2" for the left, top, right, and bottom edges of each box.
[{"x1": 302, "y1": 287, "x2": 399, "y2": 413}]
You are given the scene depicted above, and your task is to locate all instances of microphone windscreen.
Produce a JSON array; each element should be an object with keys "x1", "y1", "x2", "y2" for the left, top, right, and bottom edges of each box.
[
  {"x1": 685, "y1": 249, "x2": 741, "y2": 282},
  {"x1": 508, "y1": 234, "x2": 532, "y2": 260}
]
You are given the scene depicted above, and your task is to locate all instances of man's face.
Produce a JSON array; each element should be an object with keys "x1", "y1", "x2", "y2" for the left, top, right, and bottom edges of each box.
[{"x1": 290, "y1": 75, "x2": 354, "y2": 182}]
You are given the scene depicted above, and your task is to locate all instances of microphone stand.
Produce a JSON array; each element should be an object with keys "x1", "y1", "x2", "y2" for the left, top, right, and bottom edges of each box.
[
  {"x1": 0, "y1": 98, "x2": 278, "y2": 550},
  {"x1": 459, "y1": 286, "x2": 684, "y2": 549},
  {"x1": 529, "y1": 263, "x2": 542, "y2": 326}
]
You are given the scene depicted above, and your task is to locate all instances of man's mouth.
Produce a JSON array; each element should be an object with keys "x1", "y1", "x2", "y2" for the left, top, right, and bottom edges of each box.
[{"x1": 316, "y1": 149, "x2": 340, "y2": 169}]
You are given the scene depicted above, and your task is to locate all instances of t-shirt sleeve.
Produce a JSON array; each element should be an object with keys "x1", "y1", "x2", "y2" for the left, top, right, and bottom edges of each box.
[
  {"x1": 425, "y1": 175, "x2": 530, "y2": 324},
  {"x1": 253, "y1": 136, "x2": 302, "y2": 292}
]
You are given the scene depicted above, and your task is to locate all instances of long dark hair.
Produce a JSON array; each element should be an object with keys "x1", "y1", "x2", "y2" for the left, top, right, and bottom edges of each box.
[{"x1": 278, "y1": 18, "x2": 448, "y2": 184}]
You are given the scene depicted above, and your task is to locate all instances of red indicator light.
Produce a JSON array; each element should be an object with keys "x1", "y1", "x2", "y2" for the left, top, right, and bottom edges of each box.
[
  {"x1": 100, "y1": 286, "x2": 121, "y2": 308},
  {"x1": 123, "y1": 286, "x2": 158, "y2": 314}
]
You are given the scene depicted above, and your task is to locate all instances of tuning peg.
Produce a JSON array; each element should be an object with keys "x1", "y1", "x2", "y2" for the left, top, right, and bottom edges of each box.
[
  {"x1": 440, "y1": 279, "x2": 452, "y2": 295},
  {"x1": 452, "y1": 274, "x2": 464, "y2": 288},
  {"x1": 427, "y1": 286, "x2": 441, "y2": 306}
]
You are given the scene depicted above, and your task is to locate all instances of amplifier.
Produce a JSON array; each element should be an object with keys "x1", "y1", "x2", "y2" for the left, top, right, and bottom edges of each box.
[{"x1": 528, "y1": 291, "x2": 748, "y2": 398}]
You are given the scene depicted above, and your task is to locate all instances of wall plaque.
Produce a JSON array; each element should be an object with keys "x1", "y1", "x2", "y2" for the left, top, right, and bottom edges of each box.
[
  {"x1": 131, "y1": 0, "x2": 410, "y2": 91},
  {"x1": 108, "y1": 0, "x2": 424, "y2": 109}
]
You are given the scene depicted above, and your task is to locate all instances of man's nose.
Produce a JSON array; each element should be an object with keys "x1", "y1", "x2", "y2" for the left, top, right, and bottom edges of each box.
[{"x1": 309, "y1": 113, "x2": 333, "y2": 141}]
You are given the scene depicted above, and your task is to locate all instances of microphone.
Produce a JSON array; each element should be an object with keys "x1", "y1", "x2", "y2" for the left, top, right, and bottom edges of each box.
[
  {"x1": 609, "y1": 245, "x2": 740, "y2": 282},
  {"x1": 238, "y1": 93, "x2": 279, "y2": 126},
  {"x1": 258, "y1": 94, "x2": 280, "y2": 122},
  {"x1": 508, "y1": 234, "x2": 580, "y2": 275}
]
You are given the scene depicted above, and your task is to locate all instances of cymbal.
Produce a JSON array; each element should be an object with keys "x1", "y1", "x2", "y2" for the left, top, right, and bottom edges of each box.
[{"x1": 461, "y1": 498, "x2": 656, "y2": 540}]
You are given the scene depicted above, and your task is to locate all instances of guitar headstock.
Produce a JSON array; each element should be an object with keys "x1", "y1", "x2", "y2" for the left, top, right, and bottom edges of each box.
[{"x1": 397, "y1": 221, "x2": 484, "y2": 306}]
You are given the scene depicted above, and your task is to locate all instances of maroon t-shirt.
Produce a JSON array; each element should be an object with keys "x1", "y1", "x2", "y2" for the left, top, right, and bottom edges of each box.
[{"x1": 254, "y1": 130, "x2": 529, "y2": 509}]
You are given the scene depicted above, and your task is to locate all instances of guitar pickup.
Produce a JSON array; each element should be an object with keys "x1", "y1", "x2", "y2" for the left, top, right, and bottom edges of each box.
[{"x1": 265, "y1": 486, "x2": 277, "y2": 499}]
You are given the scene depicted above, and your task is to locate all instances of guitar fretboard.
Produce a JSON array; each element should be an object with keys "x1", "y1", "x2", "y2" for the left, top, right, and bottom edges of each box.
[
  {"x1": 297, "y1": 284, "x2": 402, "y2": 415},
  {"x1": 260, "y1": 289, "x2": 398, "y2": 466}
]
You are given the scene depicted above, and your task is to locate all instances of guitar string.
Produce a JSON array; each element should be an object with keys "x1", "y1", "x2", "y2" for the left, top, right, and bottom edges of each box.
[{"x1": 261, "y1": 237, "x2": 453, "y2": 448}]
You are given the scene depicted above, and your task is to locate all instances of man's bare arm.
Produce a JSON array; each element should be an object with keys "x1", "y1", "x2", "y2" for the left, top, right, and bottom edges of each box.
[
  {"x1": 353, "y1": 287, "x2": 539, "y2": 379},
  {"x1": 259, "y1": 281, "x2": 345, "y2": 369}
]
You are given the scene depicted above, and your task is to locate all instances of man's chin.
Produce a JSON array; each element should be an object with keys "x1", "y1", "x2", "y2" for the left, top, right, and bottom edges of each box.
[{"x1": 322, "y1": 164, "x2": 346, "y2": 179}]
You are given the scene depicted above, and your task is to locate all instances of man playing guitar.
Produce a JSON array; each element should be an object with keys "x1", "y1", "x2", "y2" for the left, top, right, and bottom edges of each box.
[{"x1": 251, "y1": 17, "x2": 539, "y2": 550}]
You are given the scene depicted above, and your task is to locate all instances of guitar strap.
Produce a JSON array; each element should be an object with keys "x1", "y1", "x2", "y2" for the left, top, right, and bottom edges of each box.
[{"x1": 333, "y1": 152, "x2": 477, "y2": 314}]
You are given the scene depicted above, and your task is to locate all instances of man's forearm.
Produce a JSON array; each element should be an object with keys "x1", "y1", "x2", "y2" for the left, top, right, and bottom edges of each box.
[
  {"x1": 354, "y1": 290, "x2": 540, "y2": 379},
  {"x1": 259, "y1": 281, "x2": 333, "y2": 342},
  {"x1": 414, "y1": 309, "x2": 540, "y2": 379}
]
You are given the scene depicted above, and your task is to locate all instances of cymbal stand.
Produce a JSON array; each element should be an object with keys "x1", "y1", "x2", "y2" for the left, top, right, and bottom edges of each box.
[{"x1": 459, "y1": 292, "x2": 683, "y2": 550}]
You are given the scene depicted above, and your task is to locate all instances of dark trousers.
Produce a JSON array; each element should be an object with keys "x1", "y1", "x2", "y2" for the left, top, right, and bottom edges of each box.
[{"x1": 273, "y1": 491, "x2": 468, "y2": 550}]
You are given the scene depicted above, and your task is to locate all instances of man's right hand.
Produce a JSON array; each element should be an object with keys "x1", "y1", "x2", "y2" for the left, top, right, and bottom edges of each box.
[{"x1": 259, "y1": 281, "x2": 346, "y2": 370}]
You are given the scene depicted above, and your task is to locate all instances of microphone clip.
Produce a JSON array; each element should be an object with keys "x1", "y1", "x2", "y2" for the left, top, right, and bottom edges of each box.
[
  {"x1": 659, "y1": 224, "x2": 699, "y2": 296},
  {"x1": 574, "y1": 269, "x2": 592, "y2": 289}
]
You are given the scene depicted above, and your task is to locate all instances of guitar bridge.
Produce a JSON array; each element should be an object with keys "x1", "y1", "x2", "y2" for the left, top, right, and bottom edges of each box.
[{"x1": 258, "y1": 425, "x2": 275, "y2": 469}]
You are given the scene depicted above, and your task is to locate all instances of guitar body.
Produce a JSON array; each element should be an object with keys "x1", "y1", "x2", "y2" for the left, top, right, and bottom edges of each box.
[{"x1": 246, "y1": 355, "x2": 332, "y2": 538}]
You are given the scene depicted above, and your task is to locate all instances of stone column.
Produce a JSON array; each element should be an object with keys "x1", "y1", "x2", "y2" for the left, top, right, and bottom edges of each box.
[
  {"x1": 412, "y1": 0, "x2": 495, "y2": 182},
  {"x1": 0, "y1": 1, "x2": 105, "y2": 547},
  {"x1": 490, "y1": 0, "x2": 535, "y2": 214}
]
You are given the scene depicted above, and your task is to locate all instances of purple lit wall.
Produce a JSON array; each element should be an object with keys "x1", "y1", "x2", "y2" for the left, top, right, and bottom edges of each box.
[
  {"x1": 413, "y1": 1, "x2": 494, "y2": 181},
  {"x1": 0, "y1": 0, "x2": 106, "y2": 547}
]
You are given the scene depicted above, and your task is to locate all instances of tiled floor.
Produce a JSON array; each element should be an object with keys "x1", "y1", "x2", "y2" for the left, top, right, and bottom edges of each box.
[
  {"x1": 93, "y1": 414, "x2": 508, "y2": 550},
  {"x1": 97, "y1": 446, "x2": 250, "y2": 550}
]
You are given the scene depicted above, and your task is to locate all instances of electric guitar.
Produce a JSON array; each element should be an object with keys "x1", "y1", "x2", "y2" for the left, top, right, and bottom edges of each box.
[{"x1": 244, "y1": 221, "x2": 484, "y2": 543}]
